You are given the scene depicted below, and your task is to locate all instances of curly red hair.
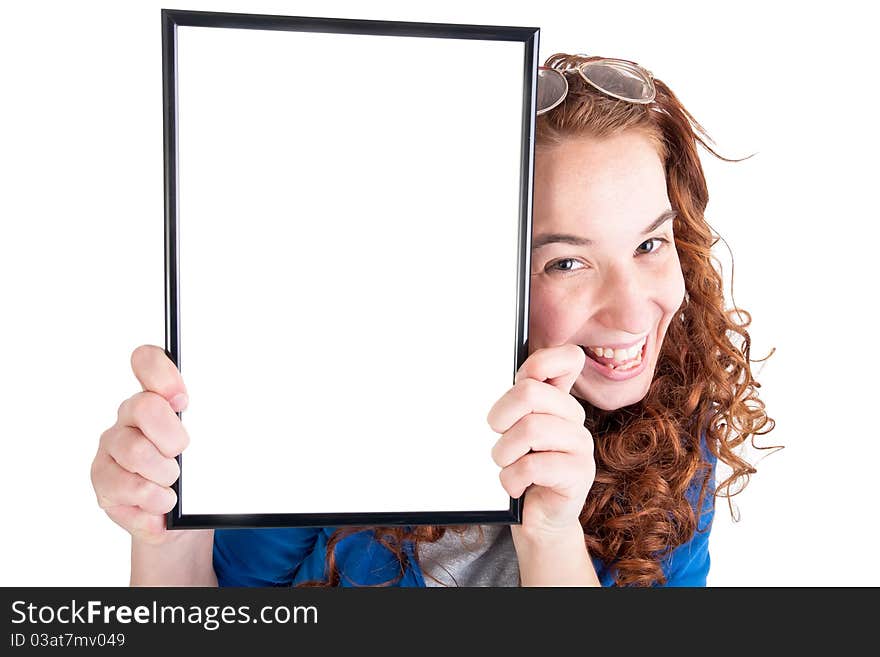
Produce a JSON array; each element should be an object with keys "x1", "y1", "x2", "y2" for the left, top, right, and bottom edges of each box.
[{"x1": 297, "y1": 53, "x2": 778, "y2": 587}]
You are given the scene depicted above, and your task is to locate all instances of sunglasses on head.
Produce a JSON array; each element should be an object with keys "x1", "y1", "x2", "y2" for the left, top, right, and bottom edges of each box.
[{"x1": 537, "y1": 56, "x2": 656, "y2": 115}]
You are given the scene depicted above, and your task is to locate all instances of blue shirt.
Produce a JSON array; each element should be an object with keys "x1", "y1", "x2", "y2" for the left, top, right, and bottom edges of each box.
[{"x1": 214, "y1": 448, "x2": 716, "y2": 587}]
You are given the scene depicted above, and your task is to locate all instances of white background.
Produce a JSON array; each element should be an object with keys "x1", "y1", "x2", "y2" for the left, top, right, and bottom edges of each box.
[{"x1": 1, "y1": 0, "x2": 877, "y2": 586}]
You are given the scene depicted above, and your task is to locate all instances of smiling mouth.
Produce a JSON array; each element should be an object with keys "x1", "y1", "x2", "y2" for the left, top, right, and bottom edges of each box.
[{"x1": 580, "y1": 340, "x2": 647, "y2": 372}]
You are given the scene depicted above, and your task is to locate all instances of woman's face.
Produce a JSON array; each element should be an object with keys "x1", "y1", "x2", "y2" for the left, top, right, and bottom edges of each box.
[{"x1": 529, "y1": 131, "x2": 686, "y2": 411}]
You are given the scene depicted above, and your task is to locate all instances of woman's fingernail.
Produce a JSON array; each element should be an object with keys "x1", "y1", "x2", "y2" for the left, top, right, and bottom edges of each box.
[{"x1": 170, "y1": 393, "x2": 189, "y2": 412}]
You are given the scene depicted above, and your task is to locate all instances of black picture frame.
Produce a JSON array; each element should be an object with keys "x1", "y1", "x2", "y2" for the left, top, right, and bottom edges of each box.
[{"x1": 162, "y1": 8, "x2": 539, "y2": 529}]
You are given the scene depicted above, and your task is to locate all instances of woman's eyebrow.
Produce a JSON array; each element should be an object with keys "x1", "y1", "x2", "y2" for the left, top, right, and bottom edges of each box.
[
  {"x1": 531, "y1": 209, "x2": 677, "y2": 250},
  {"x1": 642, "y1": 209, "x2": 677, "y2": 234}
]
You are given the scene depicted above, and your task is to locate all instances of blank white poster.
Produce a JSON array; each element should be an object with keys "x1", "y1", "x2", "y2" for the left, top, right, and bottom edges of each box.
[{"x1": 171, "y1": 20, "x2": 529, "y2": 518}]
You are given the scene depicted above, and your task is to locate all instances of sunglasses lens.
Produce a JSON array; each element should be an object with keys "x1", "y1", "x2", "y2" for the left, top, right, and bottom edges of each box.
[
  {"x1": 580, "y1": 60, "x2": 655, "y2": 103},
  {"x1": 536, "y1": 67, "x2": 567, "y2": 115}
]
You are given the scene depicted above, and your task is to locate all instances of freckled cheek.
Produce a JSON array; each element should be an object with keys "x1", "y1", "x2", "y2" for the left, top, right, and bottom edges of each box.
[
  {"x1": 528, "y1": 284, "x2": 588, "y2": 349},
  {"x1": 656, "y1": 269, "x2": 687, "y2": 331}
]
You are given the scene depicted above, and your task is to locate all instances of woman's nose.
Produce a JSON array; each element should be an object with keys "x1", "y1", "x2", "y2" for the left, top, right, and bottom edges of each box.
[{"x1": 593, "y1": 265, "x2": 650, "y2": 335}]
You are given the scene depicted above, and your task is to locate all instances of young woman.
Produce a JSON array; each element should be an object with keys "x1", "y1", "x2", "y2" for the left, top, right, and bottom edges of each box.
[{"x1": 91, "y1": 53, "x2": 775, "y2": 587}]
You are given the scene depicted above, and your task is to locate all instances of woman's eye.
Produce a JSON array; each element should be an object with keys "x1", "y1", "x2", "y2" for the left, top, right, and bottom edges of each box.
[
  {"x1": 635, "y1": 237, "x2": 669, "y2": 255},
  {"x1": 546, "y1": 258, "x2": 585, "y2": 274}
]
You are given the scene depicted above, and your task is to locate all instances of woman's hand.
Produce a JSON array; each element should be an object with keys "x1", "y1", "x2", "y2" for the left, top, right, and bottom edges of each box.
[
  {"x1": 91, "y1": 345, "x2": 216, "y2": 585},
  {"x1": 487, "y1": 344, "x2": 595, "y2": 539},
  {"x1": 90, "y1": 345, "x2": 192, "y2": 546}
]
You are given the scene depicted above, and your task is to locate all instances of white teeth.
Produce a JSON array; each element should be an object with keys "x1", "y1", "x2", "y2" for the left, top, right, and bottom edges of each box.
[
  {"x1": 607, "y1": 358, "x2": 641, "y2": 372},
  {"x1": 589, "y1": 337, "x2": 646, "y2": 363}
]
